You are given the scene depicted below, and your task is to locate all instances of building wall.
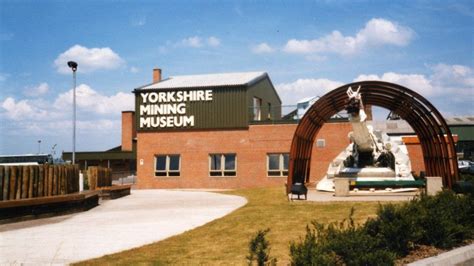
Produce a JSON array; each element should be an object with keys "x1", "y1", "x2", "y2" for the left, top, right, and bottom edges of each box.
[
  {"x1": 402, "y1": 135, "x2": 459, "y2": 175},
  {"x1": 121, "y1": 111, "x2": 136, "y2": 151},
  {"x1": 136, "y1": 122, "x2": 354, "y2": 189},
  {"x1": 246, "y1": 78, "x2": 282, "y2": 120},
  {"x1": 404, "y1": 143, "x2": 426, "y2": 174}
]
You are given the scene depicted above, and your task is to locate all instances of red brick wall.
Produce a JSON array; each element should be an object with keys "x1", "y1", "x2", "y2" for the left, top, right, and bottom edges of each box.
[
  {"x1": 121, "y1": 111, "x2": 136, "y2": 151},
  {"x1": 136, "y1": 122, "x2": 352, "y2": 189},
  {"x1": 405, "y1": 144, "x2": 426, "y2": 174},
  {"x1": 402, "y1": 135, "x2": 458, "y2": 175}
]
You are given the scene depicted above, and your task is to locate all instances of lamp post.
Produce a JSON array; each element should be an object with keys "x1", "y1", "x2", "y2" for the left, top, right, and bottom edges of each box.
[
  {"x1": 38, "y1": 140, "x2": 41, "y2": 154},
  {"x1": 67, "y1": 61, "x2": 78, "y2": 164}
]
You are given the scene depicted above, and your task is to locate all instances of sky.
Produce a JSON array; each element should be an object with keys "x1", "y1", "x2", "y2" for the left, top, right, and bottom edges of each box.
[{"x1": 0, "y1": 0, "x2": 473, "y2": 156}]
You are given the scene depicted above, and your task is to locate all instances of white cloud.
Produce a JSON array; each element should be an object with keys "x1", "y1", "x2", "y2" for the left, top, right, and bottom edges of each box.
[
  {"x1": 276, "y1": 63, "x2": 473, "y2": 106},
  {"x1": 178, "y1": 36, "x2": 221, "y2": 48},
  {"x1": 1, "y1": 97, "x2": 49, "y2": 120},
  {"x1": 354, "y1": 72, "x2": 434, "y2": 95},
  {"x1": 180, "y1": 36, "x2": 203, "y2": 48},
  {"x1": 357, "y1": 18, "x2": 414, "y2": 46},
  {"x1": 24, "y1": 82, "x2": 49, "y2": 97},
  {"x1": 54, "y1": 45, "x2": 125, "y2": 74},
  {"x1": 130, "y1": 66, "x2": 139, "y2": 73},
  {"x1": 207, "y1": 36, "x2": 221, "y2": 47},
  {"x1": 276, "y1": 78, "x2": 344, "y2": 105},
  {"x1": 353, "y1": 63, "x2": 474, "y2": 98},
  {"x1": 430, "y1": 63, "x2": 474, "y2": 97},
  {"x1": 252, "y1": 43, "x2": 275, "y2": 54},
  {"x1": 283, "y1": 18, "x2": 414, "y2": 55},
  {"x1": 54, "y1": 84, "x2": 134, "y2": 115},
  {"x1": 1, "y1": 83, "x2": 134, "y2": 125}
]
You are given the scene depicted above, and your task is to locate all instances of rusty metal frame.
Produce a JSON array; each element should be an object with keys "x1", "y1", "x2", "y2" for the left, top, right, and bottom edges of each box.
[{"x1": 287, "y1": 81, "x2": 458, "y2": 191}]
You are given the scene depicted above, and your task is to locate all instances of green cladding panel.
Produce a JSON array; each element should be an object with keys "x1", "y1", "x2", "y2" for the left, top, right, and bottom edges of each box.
[
  {"x1": 135, "y1": 86, "x2": 248, "y2": 131},
  {"x1": 450, "y1": 126, "x2": 474, "y2": 141},
  {"x1": 247, "y1": 78, "x2": 282, "y2": 121}
]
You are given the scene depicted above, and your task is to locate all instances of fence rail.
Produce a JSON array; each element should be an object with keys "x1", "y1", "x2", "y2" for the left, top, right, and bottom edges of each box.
[{"x1": 0, "y1": 165, "x2": 79, "y2": 201}]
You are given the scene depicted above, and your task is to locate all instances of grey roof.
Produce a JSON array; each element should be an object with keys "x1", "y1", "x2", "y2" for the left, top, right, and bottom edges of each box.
[
  {"x1": 136, "y1": 71, "x2": 267, "y2": 90},
  {"x1": 444, "y1": 116, "x2": 474, "y2": 126}
]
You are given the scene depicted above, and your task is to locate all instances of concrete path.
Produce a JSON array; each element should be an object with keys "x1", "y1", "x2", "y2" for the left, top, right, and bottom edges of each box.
[{"x1": 0, "y1": 190, "x2": 246, "y2": 265}]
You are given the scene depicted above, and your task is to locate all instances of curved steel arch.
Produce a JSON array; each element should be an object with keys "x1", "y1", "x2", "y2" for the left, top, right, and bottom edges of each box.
[{"x1": 287, "y1": 81, "x2": 458, "y2": 191}]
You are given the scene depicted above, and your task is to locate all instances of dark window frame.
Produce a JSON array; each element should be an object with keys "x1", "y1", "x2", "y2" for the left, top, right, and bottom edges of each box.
[
  {"x1": 267, "y1": 153, "x2": 289, "y2": 177},
  {"x1": 209, "y1": 153, "x2": 237, "y2": 177},
  {"x1": 155, "y1": 154, "x2": 181, "y2": 177}
]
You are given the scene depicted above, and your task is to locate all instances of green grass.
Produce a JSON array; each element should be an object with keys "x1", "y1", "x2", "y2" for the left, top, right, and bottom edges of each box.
[{"x1": 76, "y1": 187, "x2": 382, "y2": 265}]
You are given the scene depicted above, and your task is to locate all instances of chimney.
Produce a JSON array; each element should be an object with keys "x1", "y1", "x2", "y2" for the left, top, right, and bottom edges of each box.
[
  {"x1": 121, "y1": 111, "x2": 136, "y2": 152},
  {"x1": 153, "y1": 68, "x2": 162, "y2": 83}
]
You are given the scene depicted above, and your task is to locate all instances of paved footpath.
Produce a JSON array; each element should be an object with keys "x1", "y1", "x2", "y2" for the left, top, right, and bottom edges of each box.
[{"x1": 0, "y1": 190, "x2": 247, "y2": 265}]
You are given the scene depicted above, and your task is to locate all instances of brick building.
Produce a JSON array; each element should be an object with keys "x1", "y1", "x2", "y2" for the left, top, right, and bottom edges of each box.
[{"x1": 131, "y1": 69, "x2": 353, "y2": 189}]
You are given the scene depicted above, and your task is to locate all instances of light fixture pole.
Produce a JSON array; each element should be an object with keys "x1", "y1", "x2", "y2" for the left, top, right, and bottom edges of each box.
[
  {"x1": 38, "y1": 140, "x2": 41, "y2": 154},
  {"x1": 67, "y1": 61, "x2": 78, "y2": 164}
]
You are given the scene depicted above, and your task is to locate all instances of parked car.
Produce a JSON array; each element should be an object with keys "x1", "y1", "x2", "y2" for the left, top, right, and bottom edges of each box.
[{"x1": 458, "y1": 160, "x2": 474, "y2": 174}]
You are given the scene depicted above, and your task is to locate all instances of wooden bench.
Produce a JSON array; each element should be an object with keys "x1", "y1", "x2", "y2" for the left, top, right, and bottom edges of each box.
[
  {"x1": 0, "y1": 191, "x2": 99, "y2": 224},
  {"x1": 97, "y1": 185, "x2": 131, "y2": 200}
]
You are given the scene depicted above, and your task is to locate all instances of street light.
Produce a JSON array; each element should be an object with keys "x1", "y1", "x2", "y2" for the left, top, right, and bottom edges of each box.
[
  {"x1": 38, "y1": 140, "x2": 41, "y2": 154},
  {"x1": 67, "y1": 61, "x2": 78, "y2": 164}
]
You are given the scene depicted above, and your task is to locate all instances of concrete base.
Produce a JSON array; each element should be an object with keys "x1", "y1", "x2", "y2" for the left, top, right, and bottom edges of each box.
[
  {"x1": 334, "y1": 178, "x2": 350, "y2": 197},
  {"x1": 426, "y1": 176, "x2": 443, "y2": 196}
]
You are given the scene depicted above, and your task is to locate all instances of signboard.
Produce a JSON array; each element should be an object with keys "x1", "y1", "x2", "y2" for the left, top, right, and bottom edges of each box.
[{"x1": 138, "y1": 90, "x2": 213, "y2": 129}]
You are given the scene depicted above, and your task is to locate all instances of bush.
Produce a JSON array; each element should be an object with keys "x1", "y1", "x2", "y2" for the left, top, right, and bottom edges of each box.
[
  {"x1": 289, "y1": 223, "x2": 340, "y2": 265},
  {"x1": 365, "y1": 204, "x2": 418, "y2": 256},
  {"x1": 289, "y1": 192, "x2": 474, "y2": 265},
  {"x1": 247, "y1": 229, "x2": 277, "y2": 266},
  {"x1": 408, "y1": 191, "x2": 474, "y2": 249},
  {"x1": 290, "y1": 208, "x2": 396, "y2": 266}
]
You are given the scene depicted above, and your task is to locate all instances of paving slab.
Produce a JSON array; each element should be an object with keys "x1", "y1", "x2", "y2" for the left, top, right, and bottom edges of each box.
[{"x1": 0, "y1": 189, "x2": 246, "y2": 265}]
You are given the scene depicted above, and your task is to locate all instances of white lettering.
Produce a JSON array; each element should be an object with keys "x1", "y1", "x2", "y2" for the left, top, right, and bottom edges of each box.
[
  {"x1": 138, "y1": 90, "x2": 212, "y2": 129},
  {"x1": 205, "y1": 90, "x2": 213, "y2": 101},
  {"x1": 148, "y1": 92, "x2": 158, "y2": 103},
  {"x1": 141, "y1": 93, "x2": 149, "y2": 104}
]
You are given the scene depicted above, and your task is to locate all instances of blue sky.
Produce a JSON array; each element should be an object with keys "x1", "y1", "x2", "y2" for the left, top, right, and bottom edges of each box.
[{"x1": 0, "y1": 0, "x2": 473, "y2": 156}]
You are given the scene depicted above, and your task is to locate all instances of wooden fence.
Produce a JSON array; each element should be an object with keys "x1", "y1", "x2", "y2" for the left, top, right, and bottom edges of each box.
[
  {"x1": 87, "y1": 166, "x2": 112, "y2": 190},
  {"x1": 0, "y1": 165, "x2": 79, "y2": 201}
]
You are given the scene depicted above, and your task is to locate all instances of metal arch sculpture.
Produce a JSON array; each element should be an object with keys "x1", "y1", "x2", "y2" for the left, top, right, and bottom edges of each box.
[{"x1": 287, "y1": 80, "x2": 458, "y2": 191}]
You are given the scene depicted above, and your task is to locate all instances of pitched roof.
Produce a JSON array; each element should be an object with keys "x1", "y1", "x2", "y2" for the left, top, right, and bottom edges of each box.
[
  {"x1": 444, "y1": 116, "x2": 474, "y2": 126},
  {"x1": 136, "y1": 71, "x2": 267, "y2": 90}
]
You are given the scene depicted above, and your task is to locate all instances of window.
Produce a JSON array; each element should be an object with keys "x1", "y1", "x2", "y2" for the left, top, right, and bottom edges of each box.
[
  {"x1": 267, "y1": 103, "x2": 272, "y2": 119},
  {"x1": 316, "y1": 139, "x2": 326, "y2": 148},
  {"x1": 209, "y1": 154, "x2": 236, "y2": 176},
  {"x1": 253, "y1": 97, "x2": 262, "y2": 120},
  {"x1": 267, "y1": 153, "x2": 289, "y2": 176},
  {"x1": 155, "y1": 155, "x2": 180, "y2": 177}
]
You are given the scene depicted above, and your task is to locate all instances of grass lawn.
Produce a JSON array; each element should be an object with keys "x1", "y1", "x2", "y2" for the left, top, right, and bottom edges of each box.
[{"x1": 77, "y1": 187, "x2": 384, "y2": 265}]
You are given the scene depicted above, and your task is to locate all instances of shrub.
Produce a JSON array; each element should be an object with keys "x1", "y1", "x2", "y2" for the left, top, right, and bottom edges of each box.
[
  {"x1": 247, "y1": 228, "x2": 276, "y2": 266},
  {"x1": 289, "y1": 223, "x2": 340, "y2": 265},
  {"x1": 408, "y1": 191, "x2": 474, "y2": 249},
  {"x1": 290, "y1": 208, "x2": 396, "y2": 266},
  {"x1": 364, "y1": 204, "x2": 418, "y2": 256},
  {"x1": 288, "y1": 191, "x2": 474, "y2": 265}
]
